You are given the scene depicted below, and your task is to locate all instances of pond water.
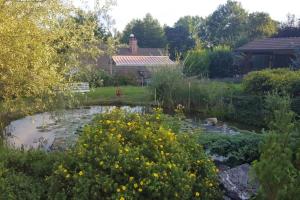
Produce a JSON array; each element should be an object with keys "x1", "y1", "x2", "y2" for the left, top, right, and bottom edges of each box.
[{"x1": 5, "y1": 105, "x2": 240, "y2": 151}]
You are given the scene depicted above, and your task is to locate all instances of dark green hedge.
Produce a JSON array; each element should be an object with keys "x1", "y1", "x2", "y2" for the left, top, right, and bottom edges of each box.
[{"x1": 243, "y1": 68, "x2": 300, "y2": 96}]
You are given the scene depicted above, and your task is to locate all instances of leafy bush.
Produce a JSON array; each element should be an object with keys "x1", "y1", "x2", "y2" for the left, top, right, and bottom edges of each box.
[
  {"x1": 183, "y1": 49, "x2": 210, "y2": 77},
  {"x1": 243, "y1": 68, "x2": 300, "y2": 96},
  {"x1": 253, "y1": 93, "x2": 300, "y2": 200},
  {"x1": 113, "y1": 73, "x2": 139, "y2": 86},
  {"x1": 208, "y1": 46, "x2": 235, "y2": 78},
  {"x1": 48, "y1": 109, "x2": 222, "y2": 199},
  {"x1": 73, "y1": 67, "x2": 113, "y2": 87},
  {"x1": 199, "y1": 133, "x2": 264, "y2": 167},
  {"x1": 228, "y1": 95, "x2": 266, "y2": 128},
  {"x1": 183, "y1": 46, "x2": 235, "y2": 78},
  {"x1": 0, "y1": 147, "x2": 65, "y2": 199}
]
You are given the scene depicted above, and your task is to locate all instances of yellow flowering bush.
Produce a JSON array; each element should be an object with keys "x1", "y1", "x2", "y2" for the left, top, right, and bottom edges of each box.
[{"x1": 49, "y1": 108, "x2": 221, "y2": 199}]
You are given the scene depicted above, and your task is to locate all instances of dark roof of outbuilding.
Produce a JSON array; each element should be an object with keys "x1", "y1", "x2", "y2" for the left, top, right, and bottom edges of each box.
[{"x1": 237, "y1": 37, "x2": 300, "y2": 52}]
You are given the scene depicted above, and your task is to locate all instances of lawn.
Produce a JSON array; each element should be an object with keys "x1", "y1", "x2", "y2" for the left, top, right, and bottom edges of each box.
[{"x1": 82, "y1": 86, "x2": 153, "y2": 106}]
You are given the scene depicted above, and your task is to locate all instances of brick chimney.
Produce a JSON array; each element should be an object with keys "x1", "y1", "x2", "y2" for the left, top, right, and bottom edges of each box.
[{"x1": 129, "y1": 34, "x2": 138, "y2": 55}]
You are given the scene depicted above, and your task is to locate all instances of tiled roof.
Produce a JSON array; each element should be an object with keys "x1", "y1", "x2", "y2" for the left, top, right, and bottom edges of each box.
[
  {"x1": 117, "y1": 48, "x2": 166, "y2": 56},
  {"x1": 237, "y1": 37, "x2": 300, "y2": 52},
  {"x1": 112, "y1": 56, "x2": 175, "y2": 66}
]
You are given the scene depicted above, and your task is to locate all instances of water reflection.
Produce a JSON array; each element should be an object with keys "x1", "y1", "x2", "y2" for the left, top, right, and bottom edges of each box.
[{"x1": 5, "y1": 106, "x2": 146, "y2": 151}]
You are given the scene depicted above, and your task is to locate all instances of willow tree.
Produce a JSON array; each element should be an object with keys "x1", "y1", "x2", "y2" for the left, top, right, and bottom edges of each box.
[{"x1": 0, "y1": 0, "x2": 112, "y2": 134}]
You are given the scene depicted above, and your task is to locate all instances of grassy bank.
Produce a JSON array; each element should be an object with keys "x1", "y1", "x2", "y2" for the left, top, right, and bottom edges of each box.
[{"x1": 82, "y1": 86, "x2": 153, "y2": 106}]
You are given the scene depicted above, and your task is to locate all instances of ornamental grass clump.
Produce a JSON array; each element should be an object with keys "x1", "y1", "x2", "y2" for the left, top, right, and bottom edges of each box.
[{"x1": 49, "y1": 108, "x2": 222, "y2": 200}]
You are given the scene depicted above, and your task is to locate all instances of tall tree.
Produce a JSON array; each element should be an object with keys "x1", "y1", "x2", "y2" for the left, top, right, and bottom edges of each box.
[
  {"x1": 0, "y1": 0, "x2": 109, "y2": 118},
  {"x1": 175, "y1": 16, "x2": 204, "y2": 37},
  {"x1": 275, "y1": 14, "x2": 300, "y2": 37},
  {"x1": 121, "y1": 14, "x2": 166, "y2": 48},
  {"x1": 164, "y1": 26, "x2": 195, "y2": 60},
  {"x1": 201, "y1": 0, "x2": 248, "y2": 47},
  {"x1": 247, "y1": 12, "x2": 278, "y2": 40}
]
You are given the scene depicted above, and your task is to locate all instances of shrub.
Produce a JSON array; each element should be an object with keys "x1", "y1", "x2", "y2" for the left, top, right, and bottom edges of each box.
[
  {"x1": 113, "y1": 73, "x2": 139, "y2": 86},
  {"x1": 183, "y1": 46, "x2": 235, "y2": 78},
  {"x1": 243, "y1": 68, "x2": 300, "y2": 96},
  {"x1": 0, "y1": 147, "x2": 65, "y2": 199},
  {"x1": 73, "y1": 67, "x2": 113, "y2": 87},
  {"x1": 199, "y1": 133, "x2": 264, "y2": 167},
  {"x1": 183, "y1": 49, "x2": 210, "y2": 77},
  {"x1": 48, "y1": 109, "x2": 222, "y2": 199},
  {"x1": 253, "y1": 93, "x2": 300, "y2": 200},
  {"x1": 227, "y1": 95, "x2": 266, "y2": 128},
  {"x1": 208, "y1": 46, "x2": 235, "y2": 78}
]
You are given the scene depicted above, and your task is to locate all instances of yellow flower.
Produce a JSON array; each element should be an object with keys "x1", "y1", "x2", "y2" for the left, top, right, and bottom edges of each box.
[
  {"x1": 153, "y1": 173, "x2": 159, "y2": 178},
  {"x1": 127, "y1": 122, "x2": 132, "y2": 126},
  {"x1": 120, "y1": 197, "x2": 125, "y2": 200},
  {"x1": 78, "y1": 171, "x2": 84, "y2": 176},
  {"x1": 99, "y1": 161, "x2": 104, "y2": 166},
  {"x1": 209, "y1": 183, "x2": 213, "y2": 187},
  {"x1": 121, "y1": 185, "x2": 126, "y2": 191},
  {"x1": 115, "y1": 164, "x2": 120, "y2": 169},
  {"x1": 117, "y1": 188, "x2": 121, "y2": 192},
  {"x1": 138, "y1": 188, "x2": 143, "y2": 192},
  {"x1": 129, "y1": 177, "x2": 134, "y2": 181},
  {"x1": 66, "y1": 174, "x2": 70, "y2": 179},
  {"x1": 195, "y1": 192, "x2": 200, "y2": 197},
  {"x1": 134, "y1": 183, "x2": 138, "y2": 188},
  {"x1": 146, "y1": 121, "x2": 150, "y2": 125},
  {"x1": 140, "y1": 181, "x2": 144, "y2": 185}
]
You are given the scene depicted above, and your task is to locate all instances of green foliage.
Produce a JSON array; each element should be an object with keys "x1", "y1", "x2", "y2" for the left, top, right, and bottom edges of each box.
[
  {"x1": 202, "y1": 0, "x2": 248, "y2": 47},
  {"x1": 253, "y1": 93, "x2": 300, "y2": 200},
  {"x1": 199, "y1": 1, "x2": 278, "y2": 47},
  {"x1": 247, "y1": 12, "x2": 278, "y2": 40},
  {"x1": 183, "y1": 46, "x2": 235, "y2": 78},
  {"x1": 199, "y1": 133, "x2": 264, "y2": 167},
  {"x1": 0, "y1": 147, "x2": 65, "y2": 199},
  {"x1": 208, "y1": 46, "x2": 235, "y2": 78},
  {"x1": 150, "y1": 67, "x2": 238, "y2": 118},
  {"x1": 48, "y1": 109, "x2": 222, "y2": 199},
  {"x1": 0, "y1": 110, "x2": 222, "y2": 199},
  {"x1": 113, "y1": 73, "x2": 139, "y2": 86},
  {"x1": 228, "y1": 95, "x2": 266, "y2": 128},
  {"x1": 121, "y1": 13, "x2": 166, "y2": 48},
  {"x1": 184, "y1": 49, "x2": 210, "y2": 77},
  {"x1": 243, "y1": 68, "x2": 300, "y2": 95},
  {"x1": 73, "y1": 67, "x2": 113, "y2": 88},
  {"x1": 164, "y1": 25, "x2": 196, "y2": 60}
]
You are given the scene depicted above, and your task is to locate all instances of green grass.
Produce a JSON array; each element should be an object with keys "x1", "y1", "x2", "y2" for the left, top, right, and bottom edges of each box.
[{"x1": 82, "y1": 86, "x2": 153, "y2": 106}]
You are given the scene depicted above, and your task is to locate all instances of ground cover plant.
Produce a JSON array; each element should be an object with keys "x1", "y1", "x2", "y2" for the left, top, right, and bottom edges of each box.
[{"x1": 199, "y1": 133, "x2": 264, "y2": 167}]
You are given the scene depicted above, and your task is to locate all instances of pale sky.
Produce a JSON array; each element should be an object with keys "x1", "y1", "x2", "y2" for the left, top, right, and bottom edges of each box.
[{"x1": 76, "y1": 0, "x2": 300, "y2": 31}]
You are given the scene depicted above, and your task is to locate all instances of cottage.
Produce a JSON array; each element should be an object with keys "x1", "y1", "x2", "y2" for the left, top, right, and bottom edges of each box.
[
  {"x1": 97, "y1": 34, "x2": 175, "y2": 85},
  {"x1": 236, "y1": 37, "x2": 300, "y2": 73}
]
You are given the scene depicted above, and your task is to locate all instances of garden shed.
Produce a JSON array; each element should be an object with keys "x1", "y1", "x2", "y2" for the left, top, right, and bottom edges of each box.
[
  {"x1": 97, "y1": 34, "x2": 175, "y2": 85},
  {"x1": 236, "y1": 37, "x2": 300, "y2": 73}
]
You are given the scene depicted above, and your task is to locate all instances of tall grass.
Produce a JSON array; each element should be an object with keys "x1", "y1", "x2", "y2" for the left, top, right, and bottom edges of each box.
[{"x1": 149, "y1": 66, "x2": 240, "y2": 118}]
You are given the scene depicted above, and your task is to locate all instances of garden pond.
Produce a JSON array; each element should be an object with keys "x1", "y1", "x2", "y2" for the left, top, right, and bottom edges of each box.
[{"x1": 5, "y1": 105, "x2": 241, "y2": 151}]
